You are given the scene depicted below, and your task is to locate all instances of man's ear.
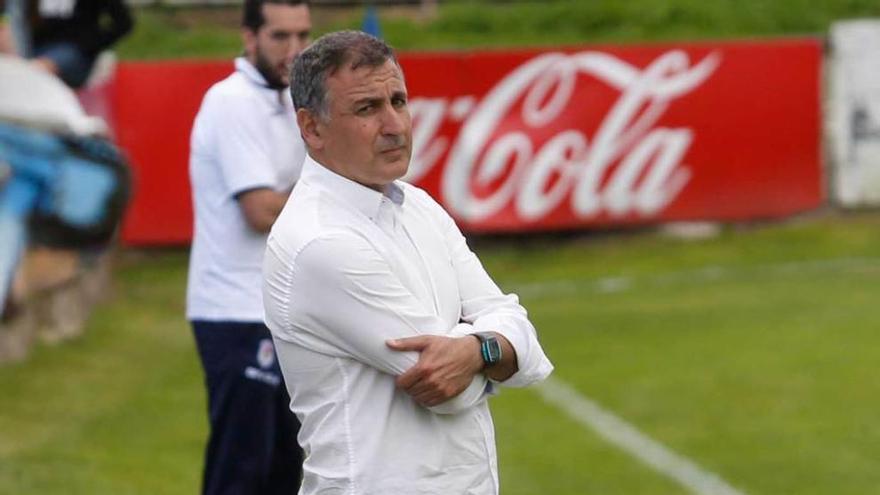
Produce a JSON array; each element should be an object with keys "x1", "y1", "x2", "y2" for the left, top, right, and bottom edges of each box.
[
  {"x1": 241, "y1": 28, "x2": 257, "y2": 60},
  {"x1": 297, "y1": 108, "x2": 324, "y2": 151}
]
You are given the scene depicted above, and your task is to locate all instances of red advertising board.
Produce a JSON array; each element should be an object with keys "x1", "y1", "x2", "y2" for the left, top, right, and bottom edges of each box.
[
  {"x1": 112, "y1": 60, "x2": 232, "y2": 245},
  {"x1": 112, "y1": 38, "x2": 822, "y2": 244}
]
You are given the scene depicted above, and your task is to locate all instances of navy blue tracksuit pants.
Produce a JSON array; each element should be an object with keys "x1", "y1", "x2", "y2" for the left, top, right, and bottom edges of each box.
[{"x1": 192, "y1": 321, "x2": 303, "y2": 495}]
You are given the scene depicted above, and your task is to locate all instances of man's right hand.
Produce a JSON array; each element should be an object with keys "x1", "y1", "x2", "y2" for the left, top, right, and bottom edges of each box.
[{"x1": 386, "y1": 335, "x2": 483, "y2": 408}]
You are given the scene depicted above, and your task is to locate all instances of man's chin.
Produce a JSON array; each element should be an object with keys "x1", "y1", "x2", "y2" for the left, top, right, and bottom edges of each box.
[
  {"x1": 387, "y1": 159, "x2": 410, "y2": 181},
  {"x1": 268, "y1": 76, "x2": 289, "y2": 90},
  {"x1": 277, "y1": 68, "x2": 291, "y2": 87},
  {"x1": 381, "y1": 157, "x2": 409, "y2": 176}
]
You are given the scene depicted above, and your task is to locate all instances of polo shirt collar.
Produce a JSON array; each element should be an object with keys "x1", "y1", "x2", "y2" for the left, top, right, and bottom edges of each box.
[
  {"x1": 301, "y1": 155, "x2": 405, "y2": 221},
  {"x1": 235, "y1": 57, "x2": 272, "y2": 88}
]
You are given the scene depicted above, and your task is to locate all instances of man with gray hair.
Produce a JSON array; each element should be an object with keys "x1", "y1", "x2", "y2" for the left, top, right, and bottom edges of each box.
[{"x1": 263, "y1": 30, "x2": 553, "y2": 494}]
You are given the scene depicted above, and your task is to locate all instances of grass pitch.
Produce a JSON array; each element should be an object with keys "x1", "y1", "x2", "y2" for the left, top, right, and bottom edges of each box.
[
  {"x1": 117, "y1": 0, "x2": 880, "y2": 59},
  {"x1": 1, "y1": 212, "x2": 879, "y2": 494}
]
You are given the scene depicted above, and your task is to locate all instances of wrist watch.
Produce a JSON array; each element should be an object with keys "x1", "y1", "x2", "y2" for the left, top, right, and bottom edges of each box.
[{"x1": 472, "y1": 332, "x2": 502, "y2": 368}]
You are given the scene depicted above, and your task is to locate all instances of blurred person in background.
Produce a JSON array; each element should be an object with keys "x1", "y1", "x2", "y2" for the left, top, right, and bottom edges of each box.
[
  {"x1": 0, "y1": 0, "x2": 26, "y2": 55},
  {"x1": 187, "y1": 1, "x2": 311, "y2": 494},
  {"x1": 0, "y1": 0, "x2": 133, "y2": 89},
  {"x1": 0, "y1": 53, "x2": 128, "y2": 343},
  {"x1": 263, "y1": 30, "x2": 554, "y2": 494},
  {"x1": 0, "y1": 4, "x2": 17, "y2": 54}
]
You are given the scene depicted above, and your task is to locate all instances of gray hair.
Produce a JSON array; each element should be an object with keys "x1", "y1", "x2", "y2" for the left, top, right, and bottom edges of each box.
[{"x1": 290, "y1": 30, "x2": 399, "y2": 120}]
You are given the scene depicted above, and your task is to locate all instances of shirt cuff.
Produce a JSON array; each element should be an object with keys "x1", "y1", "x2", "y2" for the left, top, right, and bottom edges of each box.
[{"x1": 472, "y1": 313, "x2": 553, "y2": 388}]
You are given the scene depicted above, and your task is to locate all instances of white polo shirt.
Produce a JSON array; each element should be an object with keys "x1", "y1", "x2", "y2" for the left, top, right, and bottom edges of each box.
[
  {"x1": 263, "y1": 157, "x2": 554, "y2": 494},
  {"x1": 187, "y1": 57, "x2": 305, "y2": 322}
]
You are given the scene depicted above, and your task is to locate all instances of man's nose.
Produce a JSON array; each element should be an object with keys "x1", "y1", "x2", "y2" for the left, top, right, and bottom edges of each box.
[
  {"x1": 381, "y1": 105, "x2": 408, "y2": 135},
  {"x1": 286, "y1": 43, "x2": 302, "y2": 62},
  {"x1": 286, "y1": 38, "x2": 308, "y2": 61}
]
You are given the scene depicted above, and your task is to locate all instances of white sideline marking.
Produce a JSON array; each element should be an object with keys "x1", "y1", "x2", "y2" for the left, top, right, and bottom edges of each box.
[
  {"x1": 523, "y1": 257, "x2": 880, "y2": 491},
  {"x1": 537, "y1": 377, "x2": 747, "y2": 495}
]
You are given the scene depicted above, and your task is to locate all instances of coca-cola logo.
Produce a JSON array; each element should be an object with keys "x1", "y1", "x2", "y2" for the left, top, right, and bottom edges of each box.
[{"x1": 405, "y1": 49, "x2": 721, "y2": 222}]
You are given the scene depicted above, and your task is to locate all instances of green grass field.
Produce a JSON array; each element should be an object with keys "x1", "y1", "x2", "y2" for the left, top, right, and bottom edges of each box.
[
  {"x1": 1, "y1": 212, "x2": 879, "y2": 494},
  {"x1": 116, "y1": 0, "x2": 880, "y2": 59}
]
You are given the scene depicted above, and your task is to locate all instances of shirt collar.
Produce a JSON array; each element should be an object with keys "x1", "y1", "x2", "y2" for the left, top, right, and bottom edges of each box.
[
  {"x1": 235, "y1": 57, "x2": 273, "y2": 88},
  {"x1": 301, "y1": 155, "x2": 405, "y2": 221}
]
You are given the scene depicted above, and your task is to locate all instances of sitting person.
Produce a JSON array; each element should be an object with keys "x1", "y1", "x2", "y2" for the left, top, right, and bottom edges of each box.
[{"x1": 1, "y1": 0, "x2": 134, "y2": 88}]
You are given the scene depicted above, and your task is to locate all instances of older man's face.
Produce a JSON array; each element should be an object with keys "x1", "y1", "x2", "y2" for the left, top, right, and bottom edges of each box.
[{"x1": 317, "y1": 59, "x2": 412, "y2": 191}]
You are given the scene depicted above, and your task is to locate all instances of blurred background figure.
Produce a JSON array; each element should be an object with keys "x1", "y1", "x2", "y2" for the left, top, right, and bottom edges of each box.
[
  {"x1": 0, "y1": 0, "x2": 133, "y2": 88},
  {"x1": 186, "y1": 1, "x2": 311, "y2": 493},
  {"x1": 361, "y1": 4, "x2": 382, "y2": 38},
  {"x1": 0, "y1": 54, "x2": 129, "y2": 333},
  {"x1": 0, "y1": 0, "x2": 25, "y2": 55},
  {"x1": 0, "y1": 0, "x2": 132, "y2": 362}
]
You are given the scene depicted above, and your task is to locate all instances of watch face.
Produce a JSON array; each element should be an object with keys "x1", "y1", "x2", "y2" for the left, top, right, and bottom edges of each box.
[{"x1": 482, "y1": 338, "x2": 502, "y2": 365}]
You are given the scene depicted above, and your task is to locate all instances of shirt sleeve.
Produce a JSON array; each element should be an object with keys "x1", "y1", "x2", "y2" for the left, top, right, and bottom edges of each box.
[
  {"x1": 204, "y1": 89, "x2": 277, "y2": 198},
  {"x1": 264, "y1": 229, "x2": 490, "y2": 414},
  {"x1": 418, "y1": 189, "x2": 554, "y2": 388}
]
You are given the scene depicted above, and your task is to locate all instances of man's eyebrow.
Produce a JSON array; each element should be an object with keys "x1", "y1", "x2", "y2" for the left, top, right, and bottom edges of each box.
[
  {"x1": 351, "y1": 89, "x2": 407, "y2": 102},
  {"x1": 269, "y1": 27, "x2": 309, "y2": 35},
  {"x1": 352, "y1": 96, "x2": 383, "y2": 106}
]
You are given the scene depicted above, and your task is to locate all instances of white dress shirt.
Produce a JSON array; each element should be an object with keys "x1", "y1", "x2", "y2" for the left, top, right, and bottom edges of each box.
[{"x1": 263, "y1": 157, "x2": 553, "y2": 495}]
